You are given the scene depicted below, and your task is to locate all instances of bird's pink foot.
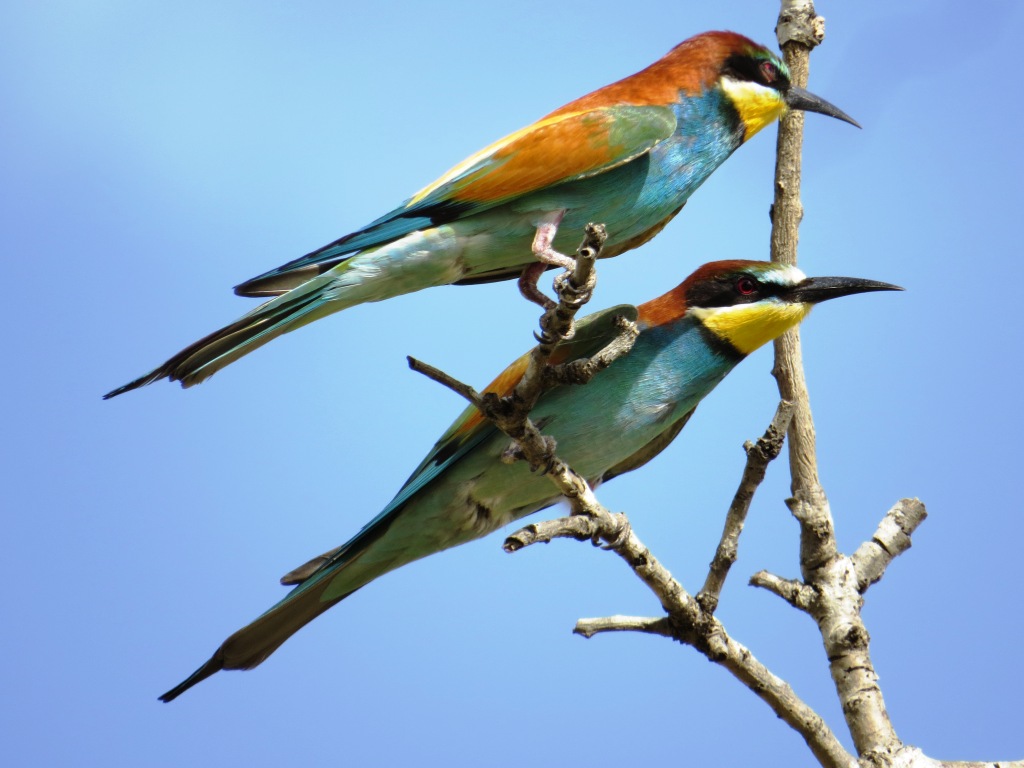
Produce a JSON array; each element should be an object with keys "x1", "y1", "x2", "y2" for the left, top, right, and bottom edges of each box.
[
  {"x1": 518, "y1": 262, "x2": 555, "y2": 309},
  {"x1": 519, "y1": 212, "x2": 574, "y2": 309}
]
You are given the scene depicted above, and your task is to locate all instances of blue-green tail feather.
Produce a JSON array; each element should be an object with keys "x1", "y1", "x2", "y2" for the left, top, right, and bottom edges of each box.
[{"x1": 232, "y1": 192, "x2": 478, "y2": 297}]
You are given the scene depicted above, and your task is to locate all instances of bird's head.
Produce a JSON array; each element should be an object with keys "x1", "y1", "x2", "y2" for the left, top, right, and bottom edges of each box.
[
  {"x1": 640, "y1": 260, "x2": 901, "y2": 356},
  {"x1": 556, "y1": 31, "x2": 857, "y2": 145},
  {"x1": 708, "y1": 32, "x2": 860, "y2": 142}
]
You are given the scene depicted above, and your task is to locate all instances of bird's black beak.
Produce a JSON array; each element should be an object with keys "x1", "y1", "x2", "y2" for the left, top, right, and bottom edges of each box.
[
  {"x1": 784, "y1": 86, "x2": 861, "y2": 128},
  {"x1": 788, "y1": 276, "x2": 903, "y2": 305}
]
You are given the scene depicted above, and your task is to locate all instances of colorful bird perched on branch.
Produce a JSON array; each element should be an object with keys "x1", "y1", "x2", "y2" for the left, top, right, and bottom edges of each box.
[
  {"x1": 105, "y1": 31, "x2": 857, "y2": 399},
  {"x1": 157, "y1": 259, "x2": 899, "y2": 701}
]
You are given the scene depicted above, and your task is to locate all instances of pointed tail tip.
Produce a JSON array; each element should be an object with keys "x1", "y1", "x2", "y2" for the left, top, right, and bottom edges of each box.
[
  {"x1": 102, "y1": 381, "x2": 138, "y2": 400},
  {"x1": 103, "y1": 372, "x2": 164, "y2": 400},
  {"x1": 104, "y1": 367, "x2": 196, "y2": 399},
  {"x1": 158, "y1": 685, "x2": 189, "y2": 703},
  {"x1": 158, "y1": 654, "x2": 225, "y2": 703}
]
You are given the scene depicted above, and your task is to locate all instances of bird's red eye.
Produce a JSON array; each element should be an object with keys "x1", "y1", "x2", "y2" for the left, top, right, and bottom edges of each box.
[
  {"x1": 736, "y1": 276, "x2": 757, "y2": 295},
  {"x1": 760, "y1": 61, "x2": 778, "y2": 84}
]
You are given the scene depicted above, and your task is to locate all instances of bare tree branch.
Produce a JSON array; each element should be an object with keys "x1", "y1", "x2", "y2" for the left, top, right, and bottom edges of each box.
[
  {"x1": 873, "y1": 750, "x2": 1024, "y2": 768},
  {"x1": 516, "y1": 222, "x2": 606, "y2": 407},
  {"x1": 503, "y1": 512, "x2": 624, "y2": 552},
  {"x1": 573, "y1": 615, "x2": 674, "y2": 639},
  {"x1": 772, "y1": 0, "x2": 835, "y2": 573},
  {"x1": 408, "y1": 7, "x2": 1012, "y2": 751},
  {"x1": 750, "y1": 570, "x2": 815, "y2": 610},
  {"x1": 770, "y1": 3, "x2": 902, "y2": 762},
  {"x1": 503, "y1": 403, "x2": 856, "y2": 768},
  {"x1": 544, "y1": 315, "x2": 639, "y2": 388},
  {"x1": 712, "y1": 632, "x2": 857, "y2": 768},
  {"x1": 410, "y1": 221, "x2": 854, "y2": 765},
  {"x1": 407, "y1": 357, "x2": 483, "y2": 405},
  {"x1": 851, "y1": 499, "x2": 928, "y2": 592},
  {"x1": 698, "y1": 400, "x2": 795, "y2": 614}
]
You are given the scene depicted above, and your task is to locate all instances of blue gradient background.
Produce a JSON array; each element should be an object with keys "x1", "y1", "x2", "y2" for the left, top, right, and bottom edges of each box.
[{"x1": 4, "y1": 1, "x2": 1022, "y2": 765}]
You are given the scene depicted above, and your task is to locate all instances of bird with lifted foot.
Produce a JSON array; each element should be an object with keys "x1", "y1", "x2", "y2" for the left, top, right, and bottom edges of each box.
[{"x1": 105, "y1": 31, "x2": 857, "y2": 399}]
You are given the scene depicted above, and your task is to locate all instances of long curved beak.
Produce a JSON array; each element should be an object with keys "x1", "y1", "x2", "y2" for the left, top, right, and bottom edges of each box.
[
  {"x1": 785, "y1": 86, "x2": 861, "y2": 128},
  {"x1": 788, "y1": 276, "x2": 903, "y2": 305}
]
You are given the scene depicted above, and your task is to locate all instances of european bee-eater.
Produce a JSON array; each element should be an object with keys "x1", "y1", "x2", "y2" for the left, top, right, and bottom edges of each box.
[
  {"x1": 105, "y1": 31, "x2": 857, "y2": 399},
  {"x1": 158, "y1": 260, "x2": 899, "y2": 701}
]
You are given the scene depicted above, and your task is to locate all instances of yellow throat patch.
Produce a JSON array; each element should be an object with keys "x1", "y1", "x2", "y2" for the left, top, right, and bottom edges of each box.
[
  {"x1": 720, "y1": 78, "x2": 788, "y2": 142},
  {"x1": 691, "y1": 301, "x2": 811, "y2": 355}
]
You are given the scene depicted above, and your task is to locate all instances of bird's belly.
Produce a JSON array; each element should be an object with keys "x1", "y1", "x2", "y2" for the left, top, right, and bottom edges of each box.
[{"x1": 358, "y1": 457, "x2": 562, "y2": 575}]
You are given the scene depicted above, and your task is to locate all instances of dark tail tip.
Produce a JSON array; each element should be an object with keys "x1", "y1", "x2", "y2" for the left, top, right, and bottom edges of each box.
[
  {"x1": 158, "y1": 653, "x2": 225, "y2": 703},
  {"x1": 103, "y1": 374, "x2": 159, "y2": 400}
]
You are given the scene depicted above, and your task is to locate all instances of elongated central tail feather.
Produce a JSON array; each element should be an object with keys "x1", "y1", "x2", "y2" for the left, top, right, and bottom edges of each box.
[
  {"x1": 159, "y1": 494, "x2": 414, "y2": 701},
  {"x1": 103, "y1": 286, "x2": 334, "y2": 398},
  {"x1": 159, "y1": 579, "x2": 360, "y2": 702}
]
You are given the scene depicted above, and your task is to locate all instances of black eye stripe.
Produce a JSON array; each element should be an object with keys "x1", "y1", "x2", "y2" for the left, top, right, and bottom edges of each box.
[
  {"x1": 686, "y1": 274, "x2": 786, "y2": 308},
  {"x1": 722, "y1": 54, "x2": 790, "y2": 91}
]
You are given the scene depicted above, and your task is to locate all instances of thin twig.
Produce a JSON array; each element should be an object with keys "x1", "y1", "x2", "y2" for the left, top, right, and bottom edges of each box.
[
  {"x1": 406, "y1": 357, "x2": 484, "y2": 406},
  {"x1": 750, "y1": 570, "x2": 815, "y2": 611},
  {"x1": 503, "y1": 513, "x2": 624, "y2": 552},
  {"x1": 544, "y1": 315, "x2": 640, "y2": 388},
  {"x1": 573, "y1": 615, "x2": 674, "y2": 639},
  {"x1": 697, "y1": 400, "x2": 795, "y2": 614}
]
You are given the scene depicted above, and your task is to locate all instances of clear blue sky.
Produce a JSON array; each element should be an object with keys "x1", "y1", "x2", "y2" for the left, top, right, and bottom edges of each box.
[{"x1": 4, "y1": 1, "x2": 1022, "y2": 765}]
